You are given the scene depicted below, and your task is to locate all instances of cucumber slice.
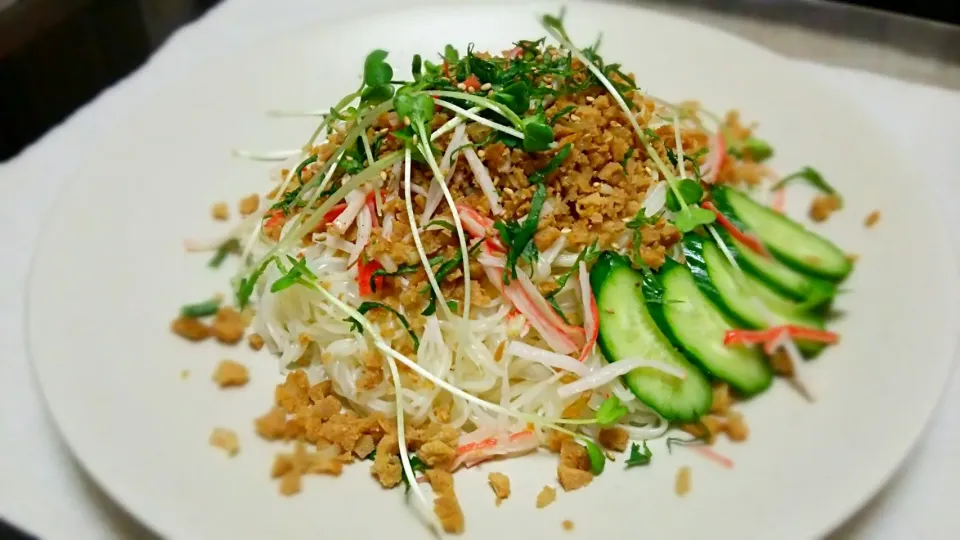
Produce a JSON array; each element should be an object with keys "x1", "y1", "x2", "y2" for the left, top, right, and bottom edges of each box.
[
  {"x1": 591, "y1": 252, "x2": 711, "y2": 421},
  {"x1": 646, "y1": 259, "x2": 773, "y2": 396},
  {"x1": 713, "y1": 187, "x2": 852, "y2": 281},
  {"x1": 717, "y1": 227, "x2": 836, "y2": 305},
  {"x1": 683, "y1": 234, "x2": 828, "y2": 356}
]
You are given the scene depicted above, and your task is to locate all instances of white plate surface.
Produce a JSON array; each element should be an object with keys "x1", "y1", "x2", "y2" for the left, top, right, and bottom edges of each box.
[{"x1": 26, "y1": 2, "x2": 959, "y2": 539}]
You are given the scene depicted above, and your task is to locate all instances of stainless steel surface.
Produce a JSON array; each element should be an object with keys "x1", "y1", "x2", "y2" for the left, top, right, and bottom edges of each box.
[{"x1": 638, "y1": 0, "x2": 960, "y2": 89}]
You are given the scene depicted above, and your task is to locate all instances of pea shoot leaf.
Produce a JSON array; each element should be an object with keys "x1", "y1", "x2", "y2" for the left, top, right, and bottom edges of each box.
[
  {"x1": 363, "y1": 49, "x2": 393, "y2": 87},
  {"x1": 771, "y1": 166, "x2": 840, "y2": 200},
  {"x1": 665, "y1": 179, "x2": 704, "y2": 212},
  {"x1": 673, "y1": 206, "x2": 716, "y2": 234},
  {"x1": 584, "y1": 440, "x2": 606, "y2": 475},
  {"x1": 595, "y1": 395, "x2": 628, "y2": 426},
  {"x1": 236, "y1": 256, "x2": 278, "y2": 309}
]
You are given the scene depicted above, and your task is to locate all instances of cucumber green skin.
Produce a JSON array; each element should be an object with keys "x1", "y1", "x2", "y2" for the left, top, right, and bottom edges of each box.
[
  {"x1": 713, "y1": 227, "x2": 836, "y2": 307},
  {"x1": 591, "y1": 252, "x2": 712, "y2": 421},
  {"x1": 645, "y1": 259, "x2": 773, "y2": 396},
  {"x1": 682, "y1": 234, "x2": 827, "y2": 357},
  {"x1": 713, "y1": 187, "x2": 853, "y2": 282}
]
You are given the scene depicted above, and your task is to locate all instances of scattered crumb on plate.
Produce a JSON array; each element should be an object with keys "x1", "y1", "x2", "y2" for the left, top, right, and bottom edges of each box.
[
  {"x1": 864, "y1": 210, "x2": 881, "y2": 228},
  {"x1": 488, "y1": 472, "x2": 511, "y2": 506},
  {"x1": 808, "y1": 193, "x2": 842, "y2": 222},
  {"x1": 209, "y1": 427, "x2": 239, "y2": 456},
  {"x1": 211, "y1": 202, "x2": 229, "y2": 221},
  {"x1": 213, "y1": 359, "x2": 249, "y2": 388},
  {"x1": 180, "y1": 369, "x2": 190, "y2": 380},
  {"x1": 562, "y1": 519, "x2": 575, "y2": 531},
  {"x1": 536, "y1": 485, "x2": 556, "y2": 509},
  {"x1": 248, "y1": 332, "x2": 265, "y2": 351},
  {"x1": 675, "y1": 466, "x2": 691, "y2": 496},
  {"x1": 238, "y1": 193, "x2": 260, "y2": 216}
]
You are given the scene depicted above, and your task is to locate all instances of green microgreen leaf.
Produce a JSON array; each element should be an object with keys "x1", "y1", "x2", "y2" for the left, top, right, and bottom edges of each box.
[
  {"x1": 584, "y1": 439, "x2": 606, "y2": 475},
  {"x1": 771, "y1": 166, "x2": 840, "y2": 200},
  {"x1": 180, "y1": 297, "x2": 221, "y2": 318},
  {"x1": 521, "y1": 114, "x2": 554, "y2": 152},
  {"x1": 235, "y1": 256, "x2": 277, "y2": 309},
  {"x1": 443, "y1": 44, "x2": 459, "y2": 64},
  {"x1": 620, "y1": 147, "x2": 634, "y2": 169},
  {"x1": 424, "y1": 219, "x2": 456, "y2": 232},
  {"x1": 400, "y1": 455, "x2": 428, "y2": 492},
  {"x1": 595, "y1": 395, "x2": 628, "y2": 426},
  {"x1": 493, "y1": 81, "x2": 531, "y2": 116},
  {"x1": 363, "y1": 49, "x2": 394, "y2": 87},
  {"x1": 270, "y1": 255, "x2": 317, "y2": 293},
  {"x1": 208, "y1": 238, "x2": 240, "y2": 268},
  {"x1": 419, "y1": 242, "x2": 483, "y2": 315},
  {"x1": 673, "y1": 206, "x2": 717, "y2": 233},
  {"x1": 665, "y1": 178, "x2": 704, "y2": 212},
  {"x1": 411, "y1": 54, "x2": 422, "y2": 81},
  {"x1": 625, "y1": 441, "x2": 653, "y2": 468},
  {"x1": 742, "y1": 136, "x2": 773, "y2": 162}
]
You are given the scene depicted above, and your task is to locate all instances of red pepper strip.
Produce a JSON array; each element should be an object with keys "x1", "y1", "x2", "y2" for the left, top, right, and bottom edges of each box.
[
  {"x1": 442, "y1": 60, "x2": 450, "y2": 78},
  {"x1": 357, "y1": 259, "x2": 384, "y2": 296},
  {"x1": 322, "y1": 203, "x2": 348, "y2": 225},
  {"x1": 723, "y1": 326, "x2": 839, "y2": 348},
  {"x1": 463, "y1": 74, "x2": 482, "y2": 92},
  {"x1": 264, "y1": 209, "x2": 284, "y2": 229},
  {"x1": 692, "y1": 446, "x2": 735, "y2": 469},
  {"x1": 701, "y1": 201, "x2": 769, "y2": 258},
  {"x1": 507, "y1": 46, "x2": 523, "y2": 59}
]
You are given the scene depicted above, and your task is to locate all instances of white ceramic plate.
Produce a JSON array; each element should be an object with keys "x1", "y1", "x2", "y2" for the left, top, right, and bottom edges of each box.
[{"x1": 27, "y1": 2, "x2": 959, "y2": 539}]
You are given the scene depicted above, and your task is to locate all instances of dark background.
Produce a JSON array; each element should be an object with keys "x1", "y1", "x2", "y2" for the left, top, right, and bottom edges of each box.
[{"x1": 0, "y1": 0, "x2": 957, "y2": 161}]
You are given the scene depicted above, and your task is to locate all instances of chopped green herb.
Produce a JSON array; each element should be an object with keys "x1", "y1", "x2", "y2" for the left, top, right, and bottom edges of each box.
[
  {"x1": 400, "y1": 455, "x2": 428, "y2": 492},
  {"x1": 443, "y1": 44, "x2": 459, "y2": 64},
  {"x1": 527, "y1": 143, "x2": 572, "y2": 184},
  {"x1": 772, "y1": 166, "x2": 840, "y2": 200},
  {"x1": 494, "y1": 183, "x2": 547, "y2": 281},
  {"x1": 270, "y1": 255, "x2": 317, "y2": 293},
  {"x1": 547, "y1": 240, "x2": 599, "y2": 299},
  {"x1": 370, "y1": 261, "x2": 432, "y2": 293},
  {"x1": 548, "y1": 104, "x2": 577, "y2": 125},
  {"x1": 208, "y1": 238, "x2": 240, "y2": 268},
  {"x1": 743, "y1": 136, "x2": 773, "y2": 162},
  {"x1": 584, "y1": 439, "x2": 606, "y2": 475},
  {"x1": 595, "y1": 395, "x2": 628, "y2": 426},
  {"x1": 420, "y1": 242, "x2": 483, "y2": 316},
  {"x1": 625, "y1": 441, "x2": 652, "y2": 467},
  {"x1": 180, "y1": 298, "x2": 221, "y2": 318},
  {"x1": 424, "y1": 219, "x2": 456, "y2": 232},
  {"x1": 620, "y1": 147, "x2": 634, "y2": 169},
  {"x1": 346, "y1": 301, "x2": 420, "y2": 351}
]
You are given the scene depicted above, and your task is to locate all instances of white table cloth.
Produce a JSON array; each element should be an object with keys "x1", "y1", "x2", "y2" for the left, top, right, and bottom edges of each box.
[{"x1": 1, "y1": 1, "x2": 958, "y2": 538}]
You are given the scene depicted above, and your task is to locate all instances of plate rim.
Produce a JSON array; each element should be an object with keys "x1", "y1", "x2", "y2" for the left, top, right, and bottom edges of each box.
[{"x1": 24, "y1": 1, "x2": 960, "y2": 538}]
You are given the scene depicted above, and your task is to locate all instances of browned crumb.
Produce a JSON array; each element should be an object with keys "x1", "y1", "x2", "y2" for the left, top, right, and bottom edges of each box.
[
  {"x1": 808, "y1": 194, "x2": 842, "y2": 222},
  {"x1": 559, "y1": 439, "x2": 590, "y2": 471},
  {"x1": 675, "y1": 466, "x2": 691, "y2": 496},
  {"x1": 710, "y1": 383, "x2": 732, "y2": 415},
  {"x1": 557, "y1": 465, "x2": 593, "y2": 492},
  {"x1": 279, "y1": 470, "x2": 301, "y2": 496},
  {"x1": 372, "y1": 434, "x2": 402, "y2": 488},
  {"x1": 418, "y1": 439, "x2": 457, "y2": 470},
  {"x1": 724, "y1": 411, "x2": 749, "y2": 442},
  {"x1": 536, "y1": 486, "x2": 557, "y2": 509},
  {"x1": 425, "y1": 469, "x2": 455, "y2": 495},
  {"x1": 211, "y1": 201, "x2": 229, "y2": 221},
  {"x1": 248, "y1": 332, "x2": 265, "y2": 351},
  {"x1": 255, "y1": 407, "x2": 288, "y2": 440},
  {"x1": 179, "y1": 369, "x2": 190, "y2": 380},
  {"x1": 171, "y1": 316, "x2": 209, "y2": 341},
  {"x1": 679, "y1": 416, "x2": 722, "y2": 444},
  {"x1": 354, "y1": 434, "x2": 376, "y2": 459},
  {"x1": 271, "y1": 454, "x2": 294, "y2": 478},
  {"x1": 276, "y1": 371, "x2": 312, "y2": 414},
  {"x1": 212, "y1": 359, "x2": 249, "y2": 388},
  {"x1": 562, "y1": 520, "x2": 575, "y2": 531},
  {"x1": 210, "y1": 307, "x2": 246, "y2": 344},
  {"x1": 238, "y1": 193, "x2": 260, "y2": 216},
  {"x1": 547, "y1": 430, "x2": 572, "y2": 453},
  {"x1": 488, "y1": 472, "x2": 511, "y2": 506},
  {"x1": 598, "y1": 427, "x2": 630, "y2": 452},
  {"x1": 864, "y1": 210, "x2": 881, "y2": 228},
  {"x1": 769, "y1": 349, "x2": 794, "y2": 376},
  {"x1": 209, "y1": 427, "x2": 239, "y2": 457},
  {"x1": 434, "y1": 494, "x2": 465, "y2": 534}
]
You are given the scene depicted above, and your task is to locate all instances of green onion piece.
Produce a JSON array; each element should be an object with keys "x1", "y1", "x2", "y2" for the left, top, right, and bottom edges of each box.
[
  {"x1": 625, "y1": 441, "x2": 652, "y2": 467},
  {"x1": 208, "y1": 238, "x2": 239, "y2": 268},
  {"x1": 180, "y1": 298, "x2": 221, "y2": 318}
]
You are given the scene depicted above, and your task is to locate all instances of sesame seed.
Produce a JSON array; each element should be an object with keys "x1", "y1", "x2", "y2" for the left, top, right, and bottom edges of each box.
[
  {"x1": 480, "y1": 82, "x2": 492, "y2": 91},
  {"x1": 467, "y1": 86, "x2": 476, "y2": 93},
  {"x1": 457, "y1": 83, "x2": 467, "y2": 90},
  {"x1": 403, "y1": 117, "x2": 411, "y2": 126},
  {"x1": 570, "y1": 114, "x2": 581, "y2": 122},
  {"x1": 592, "y1": 182, "x2": 600, "y2": 187},
  {"x1": 477, "y1": 150, "x2": 486, "y2": 158},
  {"x1": 379, "y1": 171, "x2": 388, "y2": 180},
  {"x1": 586, "y1": 96, "x2": 595, "y2": 102},
  {"x1": 610, "y1": 121, "x2": 621, "y2": 127},
  {"x1": 561, "y1": 227, "x2": 572, "y2": 234},
  {"x1": 611, "y1": 243, "x2": 620, "y2": 250},
  {"x1": 412, "y1": 134, "x2": 419, "y2": 144},
  {"x1": 503, "y1": 187, "x2": 515, "y2": 195}
]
